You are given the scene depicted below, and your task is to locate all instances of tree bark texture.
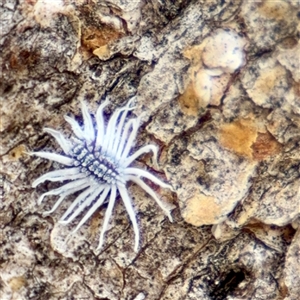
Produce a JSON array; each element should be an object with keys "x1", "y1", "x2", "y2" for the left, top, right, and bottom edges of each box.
[{"x1": 1, "y1": 0, "x2": 299, "y2": 299}]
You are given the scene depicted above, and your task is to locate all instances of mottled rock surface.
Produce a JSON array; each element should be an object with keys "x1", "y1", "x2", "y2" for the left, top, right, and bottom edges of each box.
[{"x1": 1, "y1": 0, "x2": 299, "y2": 299}]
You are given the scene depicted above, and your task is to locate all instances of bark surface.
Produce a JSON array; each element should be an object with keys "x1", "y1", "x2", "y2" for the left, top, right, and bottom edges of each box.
[{"x1": 1, "y1": 1, "x2": 299, "y2": 299}]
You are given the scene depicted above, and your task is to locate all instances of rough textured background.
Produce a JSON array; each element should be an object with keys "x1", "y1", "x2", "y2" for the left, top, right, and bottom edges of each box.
[{"x1": 1, "y1": 0, "x2": 299, "y2": 299}]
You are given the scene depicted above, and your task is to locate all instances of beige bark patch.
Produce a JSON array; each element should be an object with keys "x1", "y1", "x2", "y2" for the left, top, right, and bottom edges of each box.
[
  {"x1": 8, "y1": 276, "x2": 27, "y2": 292},
  {"x1": 277, "y1": 40, "x2": 300, "y2": 83},
  {"x1": 284, "y1": 228, "x2": 300, "y2": 299},
  {"x1": 182, "y1": 193, "x2": 221, "y2": 226},
  {"x1": 181, "y1": 29, "x2": 246, "y2": 115},
  {"x1": 33, "y1": 0, "x2": 71, "y2": 28},
  {"x1": 253, "y1": 65, "x2": 286, "y2": 97},
  {"x1": 257, "y1": 1, "x2": 291, "y2": 21}
]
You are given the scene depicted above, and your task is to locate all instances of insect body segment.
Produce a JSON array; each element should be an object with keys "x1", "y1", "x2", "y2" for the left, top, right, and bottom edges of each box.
[{"x1": 72, "y1": 143, "x2": 120, "y2": 184}]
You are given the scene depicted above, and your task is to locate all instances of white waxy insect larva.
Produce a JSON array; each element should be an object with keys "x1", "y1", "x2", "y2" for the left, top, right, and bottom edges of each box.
[{"x1": 31, "y1": 98, "x2": 175, "y2": 252}]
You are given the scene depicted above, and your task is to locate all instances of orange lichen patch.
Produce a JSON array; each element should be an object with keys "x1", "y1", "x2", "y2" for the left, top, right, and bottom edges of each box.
[
  {"x1": 252, "y1": 132, "x2": 282, "y2": 161},
  {"x1": 89, "y1": 212, "x2": 103, "y2": 239},
  {"x1": 181, "y1": 44, "x2": 208, "y2": 115},
  {"x1": 180, "y1": 45, "x2": 212, "y2": 115},
  {"x1": 178, "y1": 82, "x2": 201, "y2": 116},
  {"x1": 219, "y1": 119, "x2": 258, "y2": 158},
  {"x1": 179, "y1": 68, "x2": 229, "y2": 114},
  {"x1": 9, "y1": 49, "x2": 40, "y2": 71},
  {"x1": 183, "y1": 43, "x2": 206, "y2": 66},
  {"x1": 81, "y1": 25, "x2": 123, "y2": 52},
  {"x1": 279, "y1": 282, "x2": 289, "y2": 299},
  {"x1": 93, "y1": 44, "x2": 111, "y2": 60},
  {"x1": 7, "y1": 145, "x2": 27, "y2": 161},
  {"x1": 25, "y1": 0, "x2": 37, "y2": 5},
  {"x1": 293, "y1": 81, "x2": 300, "y2": 97},
  {"x1": 257, "y1": 1, "x2": 291, "y2": 21},
  {"x1": 182, "y1": 193, "x2": 221, "y2": 226},
  {"x1": 279, "y1": 36, "x2": 298, "y2": 50},
  {"x1": 8, "y1": 276, "x2": 27, "y2": 292}
]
